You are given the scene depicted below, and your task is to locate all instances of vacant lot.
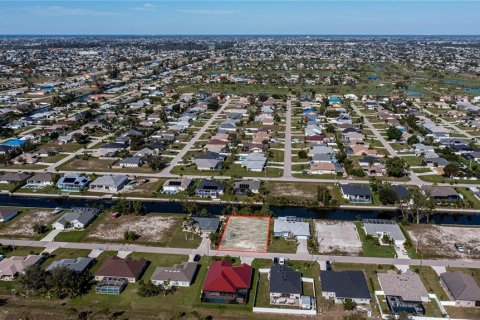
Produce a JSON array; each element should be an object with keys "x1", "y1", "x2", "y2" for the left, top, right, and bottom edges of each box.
[
  {"x1": 268, "y1": 182, "x2": 317, "y2": 201},
  {"x1": 315, "y1": 220, "x2": 362, "y2": 254},
  {"x1": 88, "y1": 215, "x2": 176, "y2": 242},
  {"x1": 219, "y1": 216, "x2": 270, "y2": 252},
  {"x1": 0, "y1": 209, "x2": 55, "y2": 238},
  {"x1": 406, "y1": 225, "x2": 480, "y2": 259}
]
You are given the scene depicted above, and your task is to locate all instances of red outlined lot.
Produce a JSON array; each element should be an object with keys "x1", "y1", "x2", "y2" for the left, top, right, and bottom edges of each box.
[{"x1": 217, "y1": 215, "x2": 271, "y2": 253}]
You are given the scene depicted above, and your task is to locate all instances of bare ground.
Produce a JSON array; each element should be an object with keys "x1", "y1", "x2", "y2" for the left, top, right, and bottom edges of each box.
[
  {"x1": 315, "y1": 220, "x2": 362, "y2": 255},
  {"x1": 219, "y1": 216, "x2": 270, "y2": 252},
  {"x1": 0, "y1": 210, "x2": 54, "y2": 237},
  {"x1": 87, "y1": 215, "x2": 176, "y2": 242},
  {"x1": 268, "y1": 182, "x2": 317, "y2": 200},
  {"x1": 406, "y1": 225, "x2": 480, "y2": 259}
]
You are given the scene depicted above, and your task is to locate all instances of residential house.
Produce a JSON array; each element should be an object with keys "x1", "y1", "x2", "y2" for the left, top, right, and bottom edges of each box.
[
  {"x1": 190, "y1": 217, "x2": 220, "y2": 233},
  {"x1": 95, "y1": 256, "x2": 148, "y2": 283},
  {"x1": 89, "y1": 174, "x2": 129, "y2": 193},
  {"x1": 0, "y1": 208, "x2": 18, "y2": 223},
  {"x1": 151, "y1": 262, "x2": 199, "y2": 287},
  {"x1": 56, "y1": 173, "x2": 90, "y2": 192},
  {"x1": 46, "y1": 257, "x2": 93, "y2": 273},
  {"x1": 12, "y1": 152, "x2": 38, "y2": 165},
  {"x1": 201, "y1": 260, "x2": 253, "y2": 304},
  {"x1": 378, "y1": 270, "x2": 429, "y2": 315},
  {"x1": 162, "y1": 178, "x2": 192, "y2": 194},
  {"x1": 241, "y1": 152, "x2": 267, "y2": 172},
  {"x1": 232, "y1": 180, "x2": 261, "y2": 195},
  {"x1": 362, "y1": 219, "x2": 406, "y2": 245},
  {"x1": 440, "y1": 272, "x2": 480, "y2": 308},
  {"x1": 119, "y1": 156, "x2": 143, "y2": 168},
  {"x1": 0, "y1": 172, "x2": 30, "y2": 184},
  {"x1": 52, "y1": 207, "x2": 100, "y2": 230},
  {"x1": 93, "y1": 142, "x2": 127, "y2": 157},
  {"x1": 193, "y1": 158, "x2": 222, "y2": 171},
  {"x1": 205, "y1": 139, "x2": 228, "y2": 153},
  {"x1": 269, "y1": 264, "x2": 302, "y2": 306},
  {"x1": 25, "y1": 172, "x2": 55, "y2": 189},
  {"x1": 273, "y1": 217, "x2": 310, "y2": 240},
  {"x1": 340, "y1": 184, "x2": 372, "y2": 203},
  {"x1": 320, "y1": 270, "x2": 371, "y2": 304},
  {"x1": 309, "y1": 162, "x2": 336, "y2": 175},
  {"x1": 195, "y1": 180, "x2": 225, "y2": 198},
  {"x1": 421, "y1": 185, "x2": 462, "y2": 202},
  {"x1": 0, "y1": 255, "x2": 44, "y2": 281}
]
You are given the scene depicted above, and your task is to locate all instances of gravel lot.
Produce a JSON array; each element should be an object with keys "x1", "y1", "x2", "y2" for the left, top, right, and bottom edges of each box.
[
  {"x1": 219, "y1": 216, "x2": 270, "y2": 252},
  {"x1": 315, "y1": 220, "x2": 362, "y2": 254},
  {"x1": 406, "y1": 225, "x2": 480, "y2": 259},
  {"x1": 88, "y1": 215, "x2": 176, "y2": 242},
  {"x1": 0, "y1": 209, "x2": 54, "y2": 237}
]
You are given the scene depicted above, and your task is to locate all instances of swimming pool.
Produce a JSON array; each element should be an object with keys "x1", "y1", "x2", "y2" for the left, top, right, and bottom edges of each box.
[
  {"x1": 465, "y1": 88, "x2": 480, "y2": 94},
  {"x1": 3, "y1": 139, "x2": 26, "y2": 147},
  {"x1": 328, "y1": 97, "x2": 341, "y2": 104},
  {"x1": 407, "y1": 90, "x2": 424, "y2": 96}
]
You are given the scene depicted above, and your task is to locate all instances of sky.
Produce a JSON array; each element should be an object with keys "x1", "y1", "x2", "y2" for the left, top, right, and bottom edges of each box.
[{"x1": 0, "y1": 1, "x2": 479, "y2": 35}]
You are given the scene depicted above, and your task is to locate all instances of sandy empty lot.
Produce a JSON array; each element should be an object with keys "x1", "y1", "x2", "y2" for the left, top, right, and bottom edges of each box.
[
  {"x1": 315, "y1": 220, "x2": 362, "y2": 254},
  {"x1": 0, "y1": 209, "x2": 54, "y2": 237},
  {"x1": 406, "y1": 225, "x2": 480, "y2": 259},
  {"x1": 269, "y1": 182, "x2": 317, "y2": 201},
  {"x1": 88, "y1": 215, "x2": 176, "y2": 242},
  {"x1": 219, "y1": 216, "x2": 270, "y2": 252}
]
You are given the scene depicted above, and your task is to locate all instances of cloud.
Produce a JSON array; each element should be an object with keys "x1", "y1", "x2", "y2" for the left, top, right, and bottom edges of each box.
[
  {"x1": 177, "y1": 9, "x2": 238, "y2": 15},
  {"x1": 24, "y1": 6, "x2": 118, "y2": 17},
  {"x1": 134, "y1": 3, "x2": 158, "y2": 12}
]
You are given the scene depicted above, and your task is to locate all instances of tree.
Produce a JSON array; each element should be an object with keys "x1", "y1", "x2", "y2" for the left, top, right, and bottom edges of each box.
[
  {"x1": 386, "y1": 127, "x2": 403, "y2": 141},
  {"x1": 386, "y1": 157, "x2": 408, "y2": 178},
  {"x1": 407, "y1": 134, "x2": 420, "y2": 145},
  {"x1": 343, "y1": 298, "x2": 357, "y2": 310},
  {"x1": 297, "y1": 150, "x2": 308, "y2": 159},
  {"x1": 443, "y1": 163, "x2": 460, "y2": 178},
  {"x1": 209, "y1": 232, "x2": 221, "y2": 246},
  {"x1": 378, "y1": 184, "x2": 398, "y2": 205},
  {"x1": 317, "y1": 185, "x2": 332, "y2": 206},
  {"x1": 207, "y1": 97, "x2": 220, "y2": 111},
  {"x1": 33, "y1": 223, "x2": 49, "y2": 235},
  {"x1": 411, "y1": 189, "x2": 436, "y2": 224},
  {"x1": 124, "y1": 230, "x2": 140, "y2": 242},
  {"x1": 107, "y1": 65, "x2": 120, "y2": 79},
  {"x1": 72, "y1": 133, "x2": 89, "y2": 145},
  {"x1": 144, "y1": 155, "x2": 166, "y2": 171},
  {"x1": 18, "y1": 264, "x2": 46, "y2": 296},
  {"x1": 137, "y1": 280, "x2": 163, "y2": 297}
]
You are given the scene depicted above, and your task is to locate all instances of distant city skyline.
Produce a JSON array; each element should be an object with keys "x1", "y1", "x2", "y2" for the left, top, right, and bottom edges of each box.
[{"x1": 0, "y1": 1, "x2": 479, "y2": 35}]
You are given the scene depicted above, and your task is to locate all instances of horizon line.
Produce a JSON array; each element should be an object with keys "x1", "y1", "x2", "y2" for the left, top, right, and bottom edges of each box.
[{"x1": 1, "y1": 33, "x2": 480, "y2": 37}]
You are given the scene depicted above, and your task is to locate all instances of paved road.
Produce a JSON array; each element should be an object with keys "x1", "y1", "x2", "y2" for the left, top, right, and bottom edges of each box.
[
  {"x1": 420, "y1": 104, "x2": 475, "y2": 140},
  {"x1": 160, "y1": 98, "x2": 230, "y2": 175},
  {"x1": 350, "y1": 102, "x2": 423, "y2": 185},
  {"x1": 283, "y1": 100, "x2": 293, "y2": 178},
  {"x1": 2, "y1": 238, "x2": 480, "y2": 269},
  {"x1": 46, "y1": 133, "x2": 114, "y2": 172}
]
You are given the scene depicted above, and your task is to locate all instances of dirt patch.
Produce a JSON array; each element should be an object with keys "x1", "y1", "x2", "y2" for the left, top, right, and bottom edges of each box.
[
  {"x1": 406, "y1": 225, "x2": 480, "y2": 259},
  {"x1": 87, "y1": 215, "x2": 176, "y2": 242},
  {"x1": 269, "y1": 182, "x2": 316, "y2": 200},
  {"x1": 315, "y1": 220, "x2": 362, "y2": 255},
  {"x1": 219, "y1": 216, "x2": 270, "y2": 252},
  {"x1": 0, "y1": 210, "x2": 54, "y2": 237}
]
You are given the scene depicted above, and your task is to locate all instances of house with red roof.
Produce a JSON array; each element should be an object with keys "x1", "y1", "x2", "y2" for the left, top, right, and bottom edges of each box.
[{"x1": 201, "y1": 260, "x2": 253, "y2": 304}]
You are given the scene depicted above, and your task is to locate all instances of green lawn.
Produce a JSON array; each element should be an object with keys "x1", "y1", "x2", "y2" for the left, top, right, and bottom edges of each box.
[
  {"x1": 401, "y1": 156, "x2": 423, "y2": 166},
  {"x1": 412, "y1": 168, "x2": 432, "y2": 173},
  {"x1": 456, "y1": 187, "x2": 480, "y2": 209},
  {"x1": 355, "y1": 222, "x2": 396, "y2": 258},
  {"x1": 268, "y1": 236, "x2": 297, "y2": 254}
]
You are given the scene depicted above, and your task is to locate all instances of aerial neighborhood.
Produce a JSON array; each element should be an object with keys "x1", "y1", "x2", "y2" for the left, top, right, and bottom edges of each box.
[{"x1": 0, "y1": 34, "x2": 479, "y2": 320}]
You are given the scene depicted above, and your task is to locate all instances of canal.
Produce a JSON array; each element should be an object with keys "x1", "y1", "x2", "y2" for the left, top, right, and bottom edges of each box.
[{"x1": 1, "y1": 196, "x2": 480, "y2": 225}]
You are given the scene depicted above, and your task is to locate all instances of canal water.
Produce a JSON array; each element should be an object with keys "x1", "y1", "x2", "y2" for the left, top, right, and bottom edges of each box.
[{"x1": 1, "y1": 196, "x2": 480, "y2": 225}]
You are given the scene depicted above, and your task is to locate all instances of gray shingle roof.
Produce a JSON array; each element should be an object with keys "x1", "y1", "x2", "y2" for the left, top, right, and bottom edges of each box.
[
  {"x1": 320, "y1": 270, "x2": 371, "y2": 300},
  {"x1": 269, "y1": 264, "x2": 302, "y2": 295},
  {"x1": 441, "y1": 272, "x2": 480, "y2": 301},
  {"x1": 46, "y1": 257, "x2": 93, "y2": 273}
]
